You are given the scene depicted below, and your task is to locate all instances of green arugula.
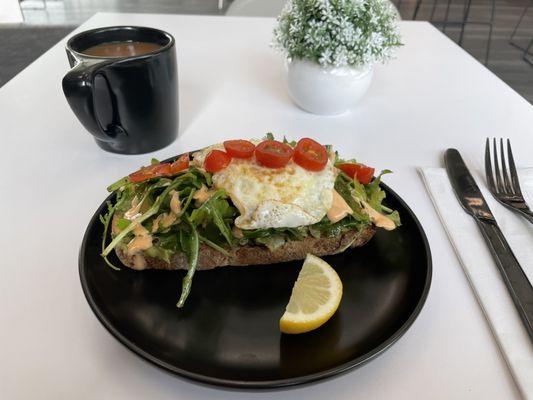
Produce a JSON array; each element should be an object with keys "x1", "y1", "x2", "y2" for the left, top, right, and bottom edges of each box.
[
  {"x1": 102, "y1": 177, "x2": 187, "y2": 257},
  {"x1": 101, "y1": 149, "x2": 400, "y2": 309},
  {"x1": 99, "y1": 198, "x2": 123, "y2": 271},
  {"x1": 177, "y1": 218, "x2": 199, "y2": 308}
]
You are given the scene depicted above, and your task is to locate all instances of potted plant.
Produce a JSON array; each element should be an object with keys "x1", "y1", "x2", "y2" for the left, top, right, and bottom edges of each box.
[{"x1": 273, "y1": 0, "x2": 402, "y2": 115}]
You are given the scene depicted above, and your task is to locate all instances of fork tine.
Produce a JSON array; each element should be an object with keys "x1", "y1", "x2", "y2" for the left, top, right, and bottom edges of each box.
[
  {"x1": 507, "y1": 139, "x2": 523, "y2": 196},
  {"x1": 500, "y1": 138, "x2": 512, "y2": 193},
  {"x1": 493, "y1": 138, "x2": 503, "y2": 192},
  {"x1": 485, "y1": 138, "x2": 497, "y2": 193}
]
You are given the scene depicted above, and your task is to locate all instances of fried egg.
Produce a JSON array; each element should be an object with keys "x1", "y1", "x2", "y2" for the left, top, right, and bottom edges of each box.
[{"x1": 193, "y1": 145, "x2": 336, "y2": 230}]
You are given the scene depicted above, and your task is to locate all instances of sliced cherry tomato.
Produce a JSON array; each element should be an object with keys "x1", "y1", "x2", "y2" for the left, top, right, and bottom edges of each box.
[
  {"x1": 293, "y1": 138, "x2": 328, "y2": 171},
  {"x1": 337, "y1": 163, "x2": 358, "y2": 179},
  {"x1": 170, "y1": 153, "x2": 189, "y2": 174},
  {"x1": 223, "y1": 140, "x2": 255, "y2": 158},
  {"x1": 355, "y1": 164, "x2": 375, "y2": 184},
  {"x1": 255, "y1": 140, "x2": 294, "y2": 168},
  {"x1": 129, "y1": 163, "x2": 172, "y2": 183},
  {"x1": 205, "y1": 149, "x2": 231, "y2": 172},
  {"x1": 337, "y1": 163, "x2": 375, "y2": 184}
]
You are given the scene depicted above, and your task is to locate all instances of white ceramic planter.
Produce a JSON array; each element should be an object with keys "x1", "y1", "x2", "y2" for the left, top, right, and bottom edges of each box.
[{"x1": 286, "y1": 59, "x2": 373, "y2": 115}]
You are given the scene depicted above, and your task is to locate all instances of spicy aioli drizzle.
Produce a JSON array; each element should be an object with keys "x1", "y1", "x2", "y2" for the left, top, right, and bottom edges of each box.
[
  {"x1": 361, "y1": 200, "x2": 396, "y2": 230},
  {"x1": 327, "y1": 190, "x2": 353, "y2": 223},
  {"x1": 126, "y1": 223, "x2": 153, "y2": 270},
  {"x1": 326, "y1": 190, "x2": 396, "y2": 230},
  {"x1": 122, "y1": 198, "x2": 154, "y2": 270}
]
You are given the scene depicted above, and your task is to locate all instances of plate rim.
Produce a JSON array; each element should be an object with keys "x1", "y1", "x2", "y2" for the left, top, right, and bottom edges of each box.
[{"x1": 79, "y1": 173, "x2": 432, "y2": 389}]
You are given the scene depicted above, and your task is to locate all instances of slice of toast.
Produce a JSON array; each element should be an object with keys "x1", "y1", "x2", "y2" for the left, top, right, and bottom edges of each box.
[{"x1": 114, "y1": 224, "x2": 376, "y2": 271}]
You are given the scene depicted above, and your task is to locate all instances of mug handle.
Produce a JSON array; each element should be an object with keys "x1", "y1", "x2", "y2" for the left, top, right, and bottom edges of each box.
[{"x1": 62, "y1": 60, "x2": 122, "y2": 142}]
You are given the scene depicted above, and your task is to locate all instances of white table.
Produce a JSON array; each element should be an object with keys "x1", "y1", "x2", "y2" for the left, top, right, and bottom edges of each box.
[{"x1": 1, "y1": 13, "x2": 531, "y2": 399}]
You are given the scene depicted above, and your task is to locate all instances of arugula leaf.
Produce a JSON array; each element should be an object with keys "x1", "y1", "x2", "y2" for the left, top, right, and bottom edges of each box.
[
  {"x1": 283, "y1": 227, "x2": 307, "y2": 240},
  {"x1": 309, "y1": 225, "x2": 321, "y2": 239},
  {"x1": 189, "y1": 206, "x2": 210, "y2": 226},
  {"x1": 325, "y1": 144, "x2": 334, "y2": 160},
  {"x1": 366, "y1": 170, "x2": 392, "y2": 211},
  {"x1": 334, "y1": 175, "x2": 369, "y2": 222},
  {"x1": 256, "y1": 235, "x2": 285, "y2": 251},
  {"x1": 204, "y1": 200, "x2": 234, "y2": 245},
  {"x1": 190, "y1": 190, "x2": 233, "y2": 245},
  {"x1": 116, "y1": 218, "x2": 131, "y2": 231},
  {"x1": 99, "y1": 195, "x2": 124, "y2": 270},
  {"x1": 351, "y1": 177, "x2": 367, "y2": 202},
  {"x1": 199, "y1": 234, "x2": 231, "y2": 257},
  {"x1": 202, "y1": 171, "x2": 213, "y2": 187},
  {"x1": 155, "y1": 232, "x2": 181, "y2": 252},
  {"x1": 180, "y1": 188, "x2": 196, "y2": 215},
  {"x1": 188, "y1": 167, "x2": 211, "y2": 188},
  {"x1": 241, "y1": 226, "x2": 304, "y2": 240},
  {"x1": 241, "y1": 228, "x2": 271, "y2": 239},
  {"x1": 150, "y1": 177, "x2": 173, "y2": 189},
  {"x1": 311, "y1": 216, "x2": 363, "y2": 238},
  {"x1": 177, "y1": 218, "x2": 199, "y2": 308},
  {"x1": 145, "y1": 246, "x2": 174, "y2": 264},
  {"x1": 335, "y1": 157, "x2": 358, "y2": 166},
  {"x1": 367, "y1": 188, "x2": 386, "y2": 211},
  {"x1": 107, "y1": 176, "x2": 129, "y2": 192},
  {"x1": 265, "y1": 132, "x2": 275, "y2": 140},
  {"x1": 282, "y1": 136, "x2": 297, "y2": 147}
]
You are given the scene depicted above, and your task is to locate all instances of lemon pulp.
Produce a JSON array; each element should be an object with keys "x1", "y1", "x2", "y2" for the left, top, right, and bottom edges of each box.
[{"x1": 280, "y1": 254, "x2": 343, "y2": 334}]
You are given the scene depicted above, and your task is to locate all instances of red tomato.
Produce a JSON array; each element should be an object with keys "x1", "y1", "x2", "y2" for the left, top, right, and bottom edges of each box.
[
  {"x1": 205, "y1": 149, "x2": 231, "y2": 172},
  {"x1": 170, "y1": 153, "x2": 189, "y2": 174},
  {"x1": 337, "y1": 163, "x2": 358, "y2": 179},
  {"x1": 354, "y1": 165, "x2": 375, "y2": 184},
  {"x1": 293, "y1": 138, "x2": 328, "y2": 171},
  {"x1": 255, "y1": 140, "x2": 294, "y2": 168},
  {"x1": 337, "y1": 163, "x2": 375, "y2": 184},
  {"x1": 223, "y1": 140, "x2": 255, "y2": 158},
  {"x1": 129, "y1": 163, "x2": 172, "y2": 183}
]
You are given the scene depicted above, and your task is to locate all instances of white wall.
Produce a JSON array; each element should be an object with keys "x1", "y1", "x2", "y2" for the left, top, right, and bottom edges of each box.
[{"x1": 0, "y1": 0, "x2": 24, "y2": 23}]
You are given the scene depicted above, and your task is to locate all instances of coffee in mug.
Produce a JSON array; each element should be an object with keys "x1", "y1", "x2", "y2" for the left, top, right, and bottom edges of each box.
[{"x1": 62, "y1": 26, "x2": 178, "y2": 154}]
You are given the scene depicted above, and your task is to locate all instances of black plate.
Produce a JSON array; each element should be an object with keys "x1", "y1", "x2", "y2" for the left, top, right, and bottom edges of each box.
[{"x1": 79, "y1": 168, "x2": 432, "y2": 389}]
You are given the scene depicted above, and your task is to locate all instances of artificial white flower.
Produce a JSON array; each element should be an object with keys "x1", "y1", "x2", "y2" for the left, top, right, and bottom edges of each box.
[{"x1": 273, "y1": 0, "x2": 402, "y2": 68}]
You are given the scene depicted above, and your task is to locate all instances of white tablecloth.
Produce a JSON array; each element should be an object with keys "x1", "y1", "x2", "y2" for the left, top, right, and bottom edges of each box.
[{"x1": 1, "y1": 13, "x2": 532, "y2": 399}]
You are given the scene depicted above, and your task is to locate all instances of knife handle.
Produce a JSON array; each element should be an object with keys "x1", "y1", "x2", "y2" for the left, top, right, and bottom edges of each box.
[{"x1": 475, "y1": 219, "x2": 533, "y2": 342}]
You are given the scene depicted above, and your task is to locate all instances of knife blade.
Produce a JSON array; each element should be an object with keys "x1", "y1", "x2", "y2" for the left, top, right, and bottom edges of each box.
[
  {"x1": 444, "y1": 148, "x2": 533, "y2": 342},
  {"x1": 444, "y1": 149, "x2": 495, "y2": 221}
]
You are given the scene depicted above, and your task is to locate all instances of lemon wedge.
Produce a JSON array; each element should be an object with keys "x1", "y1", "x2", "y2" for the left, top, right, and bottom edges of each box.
[{"x1": 280, "y1": 254, "x2": 343, "y2": 334}]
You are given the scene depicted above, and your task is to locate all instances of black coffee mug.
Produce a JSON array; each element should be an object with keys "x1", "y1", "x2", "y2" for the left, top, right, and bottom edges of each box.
[{"x1": 63, "y1": 26, "x2": 178, "y2": 154}]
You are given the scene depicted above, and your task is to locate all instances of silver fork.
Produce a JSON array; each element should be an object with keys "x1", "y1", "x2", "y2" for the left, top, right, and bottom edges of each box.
[{"x1": 485, "y1": 138, "x2": 533, "y2": 225}]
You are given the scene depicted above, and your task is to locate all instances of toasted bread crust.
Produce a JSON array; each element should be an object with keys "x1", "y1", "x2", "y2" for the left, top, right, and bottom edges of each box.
[{"x1": 115, "y1": 225, "x2": 376, "y2": 271}]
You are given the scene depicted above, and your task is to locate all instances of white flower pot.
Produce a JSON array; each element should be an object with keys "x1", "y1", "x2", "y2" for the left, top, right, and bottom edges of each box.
[{"x1": 286, "y1": 59, "x2": 373, "y2": 115}]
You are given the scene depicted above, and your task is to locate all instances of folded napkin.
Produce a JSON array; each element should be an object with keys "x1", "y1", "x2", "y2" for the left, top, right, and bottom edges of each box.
[{"x1": 420, "y1": 167, "x2": 533, "y2": 399}]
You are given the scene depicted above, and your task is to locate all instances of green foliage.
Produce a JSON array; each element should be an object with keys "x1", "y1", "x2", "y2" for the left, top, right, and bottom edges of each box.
[{"x1": 273, "y1": 0, "x2": 402, "y2": 68}]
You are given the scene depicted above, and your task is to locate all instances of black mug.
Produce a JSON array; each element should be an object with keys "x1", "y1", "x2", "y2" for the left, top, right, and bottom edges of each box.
[{"x1": 63, "y1": 26, "x2": 178, "y2": 154}]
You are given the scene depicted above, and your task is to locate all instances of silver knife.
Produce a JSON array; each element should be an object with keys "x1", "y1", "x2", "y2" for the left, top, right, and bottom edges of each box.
[{"x1": 444, "y1": 148, "x2": 533, "y2": 342}]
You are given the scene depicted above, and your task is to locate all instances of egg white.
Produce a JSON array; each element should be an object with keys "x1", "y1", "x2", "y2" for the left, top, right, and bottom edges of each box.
[{"x1": 193, "y1": 145, "x2": 336, "y2": 230}]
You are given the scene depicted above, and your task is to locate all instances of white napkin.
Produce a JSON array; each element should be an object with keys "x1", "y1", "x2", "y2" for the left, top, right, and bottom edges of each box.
[{"x1": 420, "y1": 167, "x2": 533, "y2": 399}]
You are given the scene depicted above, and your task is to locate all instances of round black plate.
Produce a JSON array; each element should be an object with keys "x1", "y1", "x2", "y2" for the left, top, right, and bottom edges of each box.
[{"x1": 79, "y1": 178, "x2": 431, "y2": 389}]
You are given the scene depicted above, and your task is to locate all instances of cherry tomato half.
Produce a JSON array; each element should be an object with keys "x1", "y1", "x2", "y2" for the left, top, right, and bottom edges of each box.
[
  {"x1": 293, "y1": 138, "x2": 328, "y2": 171},
  {"x1": 223, "y1": 140, "x2": 255, "y2": 158},
  {"x1": 170, "y1": 153, "x2": 190, "y2": 174},
  {"x1": 129, "y1": 163, "x2": 172, "y2": 183},
  {"x1": 337, "y1": 163, "x2": 375, "y2": 184},
  {"x1": 205, "y1": 149, "x2": 231, "y2": 173},
  {"x1": 255, "y1": 140, "x2": 294, "y2": 168}
]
